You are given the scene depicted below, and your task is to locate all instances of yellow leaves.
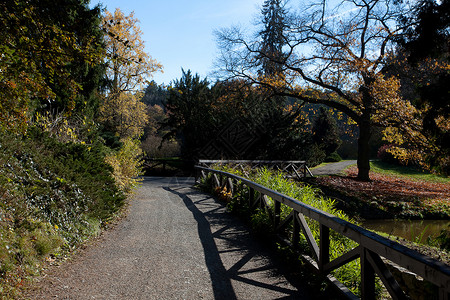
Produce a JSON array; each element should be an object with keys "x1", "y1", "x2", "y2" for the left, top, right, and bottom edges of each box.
[
  {"x1": 33, "y1": 111, "x2": 96, "y2": 144},
  {"x1": 99, "y1": 92, "x2": 149, "y2": 139},
  {"x1": 382, "y1": 126, "x2": 404, "y2": 144},
  {"x1": 104, "y1": 138, "x2": 144, "y2": 194},
  {"x1": 102, "y1": 8, "x2": 162, "y2": 93},
  {"x1": 435, "y1": 115, "x2": 450, "y2": 131}
]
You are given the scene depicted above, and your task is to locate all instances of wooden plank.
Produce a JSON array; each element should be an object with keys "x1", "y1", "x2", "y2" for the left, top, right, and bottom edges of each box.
[
  {"x1": 297, "y1": 213, "x2": 319, "y2": 260},
  {"x1": 213, "y1": 174, "x2": 220, "y2": 188},
  {"x1": 276, "y1": 211, "x2": 294, "y2": 233},
  {"x1": 274, "y1": 201, "x2": 281, "y2": 227},
  {"x1": 323, "y1": 246, "x2": 361, "y2": 274},
  {"x1": 292, "y1": 213, "x2": 300, "y2": 249},
  {"x1": 227, "y1": 178, "x2": 234, "y2": 194},
  {"x1": 262, "y1": 195, "x2": 274, "y2": 221},
  {"x1": 319, "y1": 224, "x2": 330, "y2": 272},
  {"x1": 361, "y1": 248, "x2": 376, "y2": 300},
  {"x1": 366, "y1": 249, "x2": 408, "y2": 300}
]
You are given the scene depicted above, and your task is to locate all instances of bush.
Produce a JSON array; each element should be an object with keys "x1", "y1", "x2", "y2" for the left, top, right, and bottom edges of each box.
[
  {"x1": 306, "y1": 143, "x2": 326, "y2": 167},
  {"x1": 377, "y1": 144, "x2": 402, "y2": 165},
  {"x1": 325, "y1": 152, "x2": 342, "y2": 162},
  {"x1": 0, "y1": 127, "x2": 126, "y2": 296},
  {"x1": 105, "y1": 138, "x2": 144, "y2": 194}
]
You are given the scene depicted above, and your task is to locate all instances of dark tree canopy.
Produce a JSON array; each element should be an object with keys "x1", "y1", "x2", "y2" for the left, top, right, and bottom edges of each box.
[
  {"x1": 0, "y1": 0, "x2": 105, "y2": 131},
  {"x1": 162, "y1": 70, "x2": 214, "y2": 158},
  {"x1": 312, "y1": 107, "x2": 342, "y2": 157},
  {"x1": 395, "y1": 0, "x2": 450, "y2": 173}
]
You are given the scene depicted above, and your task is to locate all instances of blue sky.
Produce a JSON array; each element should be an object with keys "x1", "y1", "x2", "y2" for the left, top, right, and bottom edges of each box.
[{"x1": 91, "y1": 0, "x2": 264, "y2": 85}]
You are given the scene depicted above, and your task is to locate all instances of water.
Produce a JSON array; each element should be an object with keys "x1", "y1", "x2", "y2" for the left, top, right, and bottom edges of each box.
[{"x1": 361, "y1": 219, "x2": 450, "y2": 243}]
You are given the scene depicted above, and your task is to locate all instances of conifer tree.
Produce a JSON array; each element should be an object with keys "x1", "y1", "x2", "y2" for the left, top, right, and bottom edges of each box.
[
  {"x1": 312, "y1": 107, "x2": 342, "y2": 158},
  {"x1": 258, "y1": 0, "x2": 288, "y2": 78}
]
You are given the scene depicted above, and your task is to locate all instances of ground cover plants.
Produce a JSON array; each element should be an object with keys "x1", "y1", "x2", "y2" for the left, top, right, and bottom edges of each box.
[
  {"x1": 199, "y1": 165, "x2": 377, "y2": 297},
  {"x1": 0, "y1": 129, "x2": 126, "y2": 297}
]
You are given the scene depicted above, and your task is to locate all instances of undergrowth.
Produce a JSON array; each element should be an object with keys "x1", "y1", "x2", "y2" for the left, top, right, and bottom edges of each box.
[{"x1": 0, "y1": 128, "x2": 126, "y2": 298}]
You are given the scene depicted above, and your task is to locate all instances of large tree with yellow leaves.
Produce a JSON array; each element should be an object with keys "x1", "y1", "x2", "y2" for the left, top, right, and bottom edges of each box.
[
  {"x1": 102, "y1": 8, "x2": 162, "y2": 95},
  {"x1": 100, "y1": 8, "x2": 162, "y2": 139}
]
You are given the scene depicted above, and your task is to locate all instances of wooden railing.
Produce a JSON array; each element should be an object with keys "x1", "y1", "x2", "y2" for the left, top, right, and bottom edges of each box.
[
  {"x1": 195, "y1": 166, "x2": 450, "y2": 300},
  {"x1": 197, "y1": 159, "x2": 314, "y2": 180}
]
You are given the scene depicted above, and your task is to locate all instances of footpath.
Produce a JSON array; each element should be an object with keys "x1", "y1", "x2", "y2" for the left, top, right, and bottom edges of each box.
[
  {"x1": 26, "y1": 177, "x2": 316, "y2": 299},
  {"x1": 311, "y1": 160, "x2": 357, "y2": 176}
]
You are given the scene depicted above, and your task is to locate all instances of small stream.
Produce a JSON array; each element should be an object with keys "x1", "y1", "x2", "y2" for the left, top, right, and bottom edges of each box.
[{"x1": 361, "y1": 219, "x2": 450, "y2": 243}]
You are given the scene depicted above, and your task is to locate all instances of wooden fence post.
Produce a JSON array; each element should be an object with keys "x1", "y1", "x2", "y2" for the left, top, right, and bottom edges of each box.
[
  {"x1": 361, "y1": 248, "x2": 376, "y2": 300},
  {"x1": 274, "y1": 201, "x2": 281, "y2": 228},
  {"x1": 319, "y1": 224, "x2": 330, "y2": 273}
]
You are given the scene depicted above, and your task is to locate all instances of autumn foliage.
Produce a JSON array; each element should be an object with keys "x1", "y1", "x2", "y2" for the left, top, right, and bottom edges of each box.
[{"x1": 316, "y1": 166, "x2": 449, "y2": 219}]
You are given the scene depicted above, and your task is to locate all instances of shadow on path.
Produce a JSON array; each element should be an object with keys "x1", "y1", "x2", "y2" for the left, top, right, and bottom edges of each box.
[
  {"x1": 164, "y1": 186, "x2": 238, "y2": 300},
  {"x1": 164, "y1": 185, "x2": 313, "y2": 300}
]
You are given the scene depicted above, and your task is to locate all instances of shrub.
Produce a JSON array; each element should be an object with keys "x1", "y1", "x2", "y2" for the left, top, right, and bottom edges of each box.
[
  {"x1": 377, "y1": 144, "x2": 402, "y2": 165},
  {"x1": 0, "y1": 127, "x2": 126, "y2": 296},
  {"x1": 325, "y1": 152, "x2": 342, "y2": 162},
  {"x1": 141, "y1": 134, "x2": 180, "y2": 158},
  {"x1": 105, "y1": 138, "x2": 144, "y2": 194},
  {"x1": 306, "y1": 143, "x2": 326, "y2": 167}
]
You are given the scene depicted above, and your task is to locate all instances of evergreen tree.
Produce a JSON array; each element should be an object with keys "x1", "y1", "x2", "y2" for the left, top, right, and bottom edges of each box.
[
  {"x1": 312, "y1": 107, "x2": 342, "y2": 158},
  {"x1": 162, "y1": 70, "x2": 214, "y2": 159},
  {"x1": 141, "y1": 81, "x2": 169, "y2": 107},
  {"x1": 258, "y1": 0, "x2": 288, "y2": 77}
]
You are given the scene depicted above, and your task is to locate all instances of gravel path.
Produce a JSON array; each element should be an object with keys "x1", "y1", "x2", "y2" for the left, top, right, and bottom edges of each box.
[
  {"x1": 26, "y1": 177, "x2": 315, "y2": 299},
  {"x1": 311, "y1": 160, "x2": 357, "y2": 176}
]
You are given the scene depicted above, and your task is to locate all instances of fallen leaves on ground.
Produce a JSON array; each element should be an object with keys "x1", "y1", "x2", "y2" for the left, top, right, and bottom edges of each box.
[{"x1": 316, "y1": 166, "x2": 450, "y2": 218}]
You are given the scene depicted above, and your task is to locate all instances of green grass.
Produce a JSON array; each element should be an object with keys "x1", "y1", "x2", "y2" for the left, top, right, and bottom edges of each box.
[
  {"x1": 370, "y1": 160, "x2": 450, "y2": 183},
  {"x1": 310, "y1": 162, "x2": 333, "y2": 169}
]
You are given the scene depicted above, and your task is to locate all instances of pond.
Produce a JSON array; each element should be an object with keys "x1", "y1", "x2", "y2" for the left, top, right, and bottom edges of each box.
[{"x1": 361, "y1": 219, "x2": 450, "y2": 243}]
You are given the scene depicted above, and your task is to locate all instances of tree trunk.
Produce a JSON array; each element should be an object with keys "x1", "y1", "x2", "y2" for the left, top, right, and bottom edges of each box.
[{"x1": 357, "y1": 114, "x2": 372, "y2": 181}]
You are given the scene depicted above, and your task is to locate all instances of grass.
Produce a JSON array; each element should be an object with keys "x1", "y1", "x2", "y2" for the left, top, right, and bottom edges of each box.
[{"x1": 369, "y1": 160, "x2": 450, "y2": 183}]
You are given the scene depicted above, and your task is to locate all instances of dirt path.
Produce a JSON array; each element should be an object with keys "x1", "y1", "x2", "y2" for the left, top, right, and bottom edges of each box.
[
  {"x1": 311, "y1": 160, "x2": 357, "y2": 176},
  {"x1": 25, "y1": 177, "x2": 315, "y2": 299}
]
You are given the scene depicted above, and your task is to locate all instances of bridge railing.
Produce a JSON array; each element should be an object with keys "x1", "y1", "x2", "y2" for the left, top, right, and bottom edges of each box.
[
  {"x1": 195, "y1": 165, "x2": 450, "y2": 300},
  {"x1": 197, "y1": 159, "x2": 314, "y2": 180}
]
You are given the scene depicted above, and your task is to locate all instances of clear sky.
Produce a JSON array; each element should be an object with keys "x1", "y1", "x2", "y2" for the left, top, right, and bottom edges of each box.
[{"x1": 90, "y1": 0, "x2": 265, "y2": 86}]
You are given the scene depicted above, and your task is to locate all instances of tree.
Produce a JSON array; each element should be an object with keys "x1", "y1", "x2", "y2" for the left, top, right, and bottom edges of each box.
[
  {"x1": 99, "y1": 92, "x2": 148, "y2": 139},
  {"x1": 141, "y1": 81, "x2": 168, "y2": 107},
  {"x1": 162, "y1": 70, "x2": 214, "y2": 158},
  {"x1": 216, "y1": 0, "x2": 416, "y2": 180},
  {"x1": 390, "y1": 0, "x2": 450, "y2": 173},
  {"x1": 102, "y1": 8, "x2": 162, "y2": 95},
  {"x1": 100, "y1": 8, "x2": 162, "y2": 140},
  {"x1": 0, "y1": 0, "x2": 105, "y2": 132},
  {"x1": 258, "y1": 0, "x2": 289, "y2": 77},
  {"x1": 312, "y1": 107, "x2": 341, "y2": 158}
]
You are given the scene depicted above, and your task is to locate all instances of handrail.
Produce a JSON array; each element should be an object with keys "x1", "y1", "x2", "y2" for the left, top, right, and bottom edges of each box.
[
  {"x1": 198, "y1": 159, "x2": 314, "y2": 179},
  {"x1": 195, "y1": 165, "x2": 450, "y2": 300}
]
